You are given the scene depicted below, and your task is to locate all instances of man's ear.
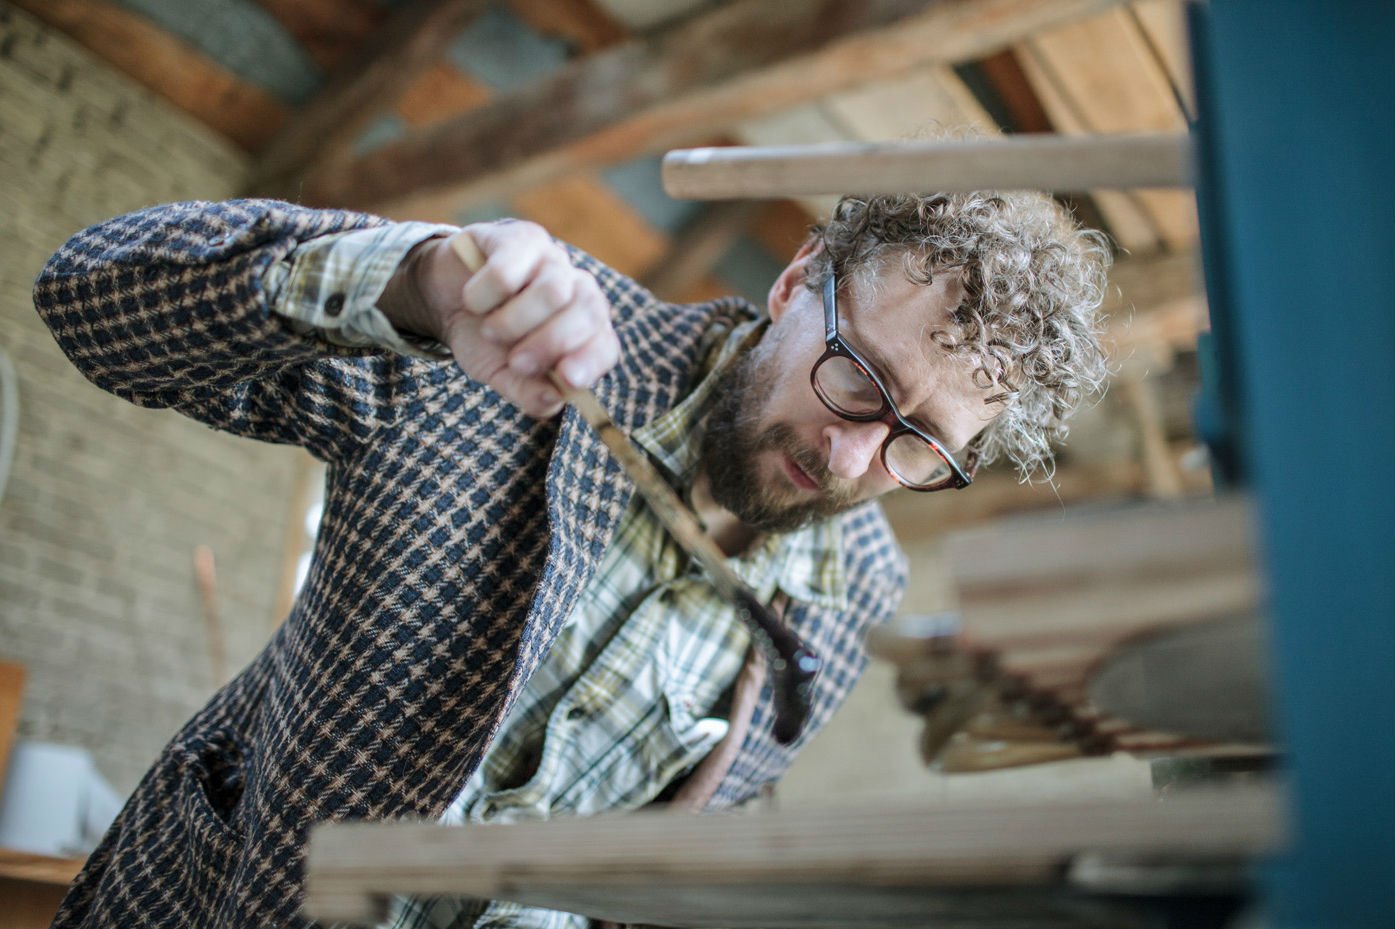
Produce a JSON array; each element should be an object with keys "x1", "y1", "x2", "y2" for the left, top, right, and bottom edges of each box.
[{"x1": 768, "y1": 240, "x2": 820, "y2": 323}]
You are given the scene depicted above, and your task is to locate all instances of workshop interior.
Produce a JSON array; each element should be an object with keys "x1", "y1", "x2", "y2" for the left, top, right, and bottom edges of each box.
[{"x1": 0, "y1": 1, "x2": 1390, "y2": 927}]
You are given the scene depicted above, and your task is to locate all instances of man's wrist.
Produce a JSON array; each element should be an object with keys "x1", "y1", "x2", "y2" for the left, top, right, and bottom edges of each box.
[{"x1": 377, "y1": 236, "x2": 448, "y2": 342}]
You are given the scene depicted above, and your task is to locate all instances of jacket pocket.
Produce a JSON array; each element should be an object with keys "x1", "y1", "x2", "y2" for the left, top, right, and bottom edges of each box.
[{"x1": 175, "y1": 728, "x2": 249, "y2": 910}]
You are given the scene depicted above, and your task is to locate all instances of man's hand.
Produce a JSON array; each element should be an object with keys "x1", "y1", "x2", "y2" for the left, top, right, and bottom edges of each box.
[{"x1": 386, "y1": 220, "x2": 620, "y2": 418}]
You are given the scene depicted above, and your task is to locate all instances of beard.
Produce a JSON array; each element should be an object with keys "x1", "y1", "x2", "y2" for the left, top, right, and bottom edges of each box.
[{"x1": 698, "y1": 348, "x2": 862, "y2": 535}]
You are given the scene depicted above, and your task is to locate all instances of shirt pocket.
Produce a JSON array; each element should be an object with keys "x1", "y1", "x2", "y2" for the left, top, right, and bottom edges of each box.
[{"x1": 560, "y1": 677, "x2": 727, "y2": 818}]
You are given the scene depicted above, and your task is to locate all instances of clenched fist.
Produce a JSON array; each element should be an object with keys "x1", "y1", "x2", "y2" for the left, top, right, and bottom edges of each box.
[{"x1": 382, "y1": 220, "x2": 620, "y2": 419}]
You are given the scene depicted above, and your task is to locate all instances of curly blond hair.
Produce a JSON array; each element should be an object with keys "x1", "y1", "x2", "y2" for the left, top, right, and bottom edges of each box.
[{"x1": 805, "y1": 191, "x2": 1111, "y2": 479}]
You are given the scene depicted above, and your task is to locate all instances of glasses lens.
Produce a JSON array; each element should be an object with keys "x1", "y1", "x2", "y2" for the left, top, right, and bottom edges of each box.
[
  {"x1": 885, "y1": 433, "x2": 954, "y2": 489},
  {"x1": 813, "y1": 355, "x2": 884, "y2": 417}
]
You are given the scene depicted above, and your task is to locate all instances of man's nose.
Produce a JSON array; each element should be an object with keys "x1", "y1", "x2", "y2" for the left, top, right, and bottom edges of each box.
[{"x1": 823, "y1": 419, "x2": 891, "y2": 481}]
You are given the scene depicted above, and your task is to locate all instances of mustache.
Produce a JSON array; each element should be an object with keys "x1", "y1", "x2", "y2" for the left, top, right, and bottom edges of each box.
[{"x1": 762, "y1": 425, "x2": 858, "y2": 503}]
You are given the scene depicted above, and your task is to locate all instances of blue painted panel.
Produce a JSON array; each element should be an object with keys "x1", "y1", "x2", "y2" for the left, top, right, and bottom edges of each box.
[
  {"x1": 1189, "y1": 3, "x2": 1394, "y2": 926},
  {"x1": 447, "y1": 6, "x2": 569, "y2": 91},
  {"x1": 352, "y1": 113, "x2": 406, "y2": 156},
  {"x1": 601, "y1": 155, "x2": 704, "y2": 235},
  {"x1": 113, "y1": 0, "x2": 320, "y2": 103}
]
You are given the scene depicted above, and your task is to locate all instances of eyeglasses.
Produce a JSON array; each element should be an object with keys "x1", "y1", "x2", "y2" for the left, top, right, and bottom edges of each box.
[{"x1": 811, "y1": 272, "x2": 975, "y2": 492}]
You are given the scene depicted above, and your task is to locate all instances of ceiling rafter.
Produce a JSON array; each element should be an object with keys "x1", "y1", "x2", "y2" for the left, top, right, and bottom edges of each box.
[
  {"x1": 9, "y1": 0, "x2": 287, "y2": 151},
  {"x1": 250, "y1": 0, "x2": 389, "y2": 73},
  {"x1": 274, "y1": 0, "x2": 1129, "y2": 216},
  {"x1": 249, "y1": 0, "x2": 491, "y2": 197}
]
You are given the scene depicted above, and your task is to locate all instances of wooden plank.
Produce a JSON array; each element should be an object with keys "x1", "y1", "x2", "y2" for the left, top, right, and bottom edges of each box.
[
  {"x1": 394, "y1": 64, "x2": 491, "y2": 129},
  {"x1": 945, "y1": 495, "x2": 1259, "y2": 643},
  {"x1": 303, "y1": 786, "x2": 1283, "y2": 925},
  {"x1": 1023, "y1": 8, "x2": 1197, "y2": 250},
  {"x1": 8, "y1": 0, "x2": 288, "y2": 152},
  {"x1": 1129, "y1": 0, "x2": 1195, "y2": 117},
  {"x1": 0, "y1": 847, "x2": 83, "y2": 886},
  {"x1": 293, "y1": 0, "x2": 1132, "y2": 213},
  {"x1": 250, "y1": 0, "x2": 490, "y2": 194},
  {"x1": 641, "y1": 202, "x2": 760, "y2": 299},
  {"x1": 1118, "y1": 375, "x2": 1185, "y2": 498},
  {"x1": 881, "y1": 458, "x2": 1145, "y2": 542},
  {"x1": 661, "y1": 134, "x2": 1190, "y2": 200},
  {"x1": 1014, "y1": 35, "x2": 1159, "y2": 252},
  {"x1": 506, "y1": 0, "x2": 629, "y2": 53},
  {"x1": 511, "y1": 175, "x2": 671, "y2": 280},
  {"x1": 822, "y1": 65, "x2": 997, "y2": 141},
  {"x1": 250, "y1": 0, "x2": 389, "y2": 72}
]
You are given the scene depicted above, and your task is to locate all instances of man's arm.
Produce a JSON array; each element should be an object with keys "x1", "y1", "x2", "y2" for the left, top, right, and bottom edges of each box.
[{"x1": 33, "y1": 200, "x2": 618, "y2": 462}]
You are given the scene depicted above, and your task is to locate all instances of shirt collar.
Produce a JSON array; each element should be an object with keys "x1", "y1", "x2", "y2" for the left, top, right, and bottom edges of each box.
[{"x1": 634, "y1": 314, "x2": 848, "y2": 610}]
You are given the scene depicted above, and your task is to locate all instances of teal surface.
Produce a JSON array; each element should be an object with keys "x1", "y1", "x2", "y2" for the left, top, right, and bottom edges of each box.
[{"x1": 1189, "y1": 3, "x2": 1395, "y2": 926}]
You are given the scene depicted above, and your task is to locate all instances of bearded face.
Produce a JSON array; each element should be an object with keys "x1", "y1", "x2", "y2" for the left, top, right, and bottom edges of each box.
[{"x1": 698, "y1": 346, "x2": 863, "y2": 535}]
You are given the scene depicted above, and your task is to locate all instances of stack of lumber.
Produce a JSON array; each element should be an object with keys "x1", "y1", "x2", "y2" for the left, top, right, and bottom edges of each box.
[{"x1": 871, "y1": 495, "x2": 1267, "y2": 771}]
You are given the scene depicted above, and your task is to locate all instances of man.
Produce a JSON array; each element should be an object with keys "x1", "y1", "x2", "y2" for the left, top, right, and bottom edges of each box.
[{"x1": 34, "y1": 190, "x2": 1108, "y2": 929}]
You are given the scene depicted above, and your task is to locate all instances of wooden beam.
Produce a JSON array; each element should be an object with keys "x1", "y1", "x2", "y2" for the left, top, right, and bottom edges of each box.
[
  {"x1": 660, "y1": 134, "x2": 1191, "y2": 200},
  {"x1": 1018, "y1": 8, "x2": 1197, "y2": 252},
  {"x1": 9, "y1": 0, "x2": 288, "y2": 152},
  {"x1": 505, "y1": 0, "x2": 629, "y2": 53},
  {"x1": 303, "y1": 786, "x2": 1283, "y2": 925},
  {"x1": 249, "y1": 0, "x2": 490, "y2": 194},
  {"x1": 641, "y1": 202, "x2": 760, "y2": 299},
  {"x1": 512, "y1": 175, "x2": 671, "y2": 280},
  {"x1": 250, "y1": 0, "x2": 389, "y2": 72},
  {"x1": 290, "y1": 0, "x2": 1131, "y2": 213},
  {"x1": 394, "y1": 64, "x2": 491, "y2": 129}
]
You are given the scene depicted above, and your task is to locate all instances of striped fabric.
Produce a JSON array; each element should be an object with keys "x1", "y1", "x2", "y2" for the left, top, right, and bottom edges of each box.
[{"x1": 32, "y1": 200, "x2": 908, "y2": 929}]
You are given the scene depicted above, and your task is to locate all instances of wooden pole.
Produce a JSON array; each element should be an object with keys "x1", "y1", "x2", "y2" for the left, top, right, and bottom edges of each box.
[
  {"x1": 661, "y1": 133, "x2": 1191, "y2": 200},
  {"x1": 303, "y1": 786, "x2": 1283, "y2": 924}
]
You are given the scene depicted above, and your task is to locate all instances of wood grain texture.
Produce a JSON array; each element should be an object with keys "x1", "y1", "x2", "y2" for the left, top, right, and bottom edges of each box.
[
  {"x1": 1019, "y1": 7, "x2": 1197, "y2": 251},
  {"x1": 297, "y1": 0, "x2": 1131, "y2": 213},
  {"x1": 303, "y1": 785, "x2": 1283, "y2": 925}
]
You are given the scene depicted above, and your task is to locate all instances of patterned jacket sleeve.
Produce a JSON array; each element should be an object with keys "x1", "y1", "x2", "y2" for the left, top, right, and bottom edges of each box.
[{"x1": 32, "y1": 198, "x2": 455, "y2": 463}]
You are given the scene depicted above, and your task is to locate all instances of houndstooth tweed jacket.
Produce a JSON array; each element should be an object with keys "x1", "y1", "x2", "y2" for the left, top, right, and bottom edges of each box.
[{"x1": 33, "y1": 199, "x2": 907, "y2": 929}]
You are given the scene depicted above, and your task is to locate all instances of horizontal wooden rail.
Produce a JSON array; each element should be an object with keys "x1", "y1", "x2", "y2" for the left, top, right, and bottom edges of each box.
[
  {"x1": 304, "y1": 784, "x2": 1282, "y2": 925},
  {"x1": 662, "y1": 133, "x2": 1191, "y2": 199}
]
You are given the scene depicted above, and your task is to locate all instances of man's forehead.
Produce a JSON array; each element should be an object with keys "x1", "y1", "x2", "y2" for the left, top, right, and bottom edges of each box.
[
  {"x1": 840, "y1": 266, "x2": 993, "y2": 449},
  {"x1": 842, "y1": 266, "x2": 969, "y2": 358}
]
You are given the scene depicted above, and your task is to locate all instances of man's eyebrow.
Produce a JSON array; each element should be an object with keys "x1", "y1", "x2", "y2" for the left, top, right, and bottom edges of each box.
[{"x1": 855, "y1": 335, "x2": 951, "y2": 445}]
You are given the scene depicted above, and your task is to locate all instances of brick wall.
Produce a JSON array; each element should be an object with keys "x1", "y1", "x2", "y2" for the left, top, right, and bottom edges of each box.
[{"x1": 0, "y1": 4, "x2": 307, "y2": 795}]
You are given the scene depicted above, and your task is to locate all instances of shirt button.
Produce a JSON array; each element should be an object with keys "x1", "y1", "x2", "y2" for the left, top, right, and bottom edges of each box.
[
  {"x1": 324, "y1": 293, "x2": 346, "y2": 317},
  {"x1": 566, "y1": 706, "x2": 586, "y2": 721}
]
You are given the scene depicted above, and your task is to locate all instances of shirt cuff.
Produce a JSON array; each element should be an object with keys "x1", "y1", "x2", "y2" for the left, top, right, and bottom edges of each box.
[{"x1": 267, "y1": 221, "x2": 460, "y2": 359}]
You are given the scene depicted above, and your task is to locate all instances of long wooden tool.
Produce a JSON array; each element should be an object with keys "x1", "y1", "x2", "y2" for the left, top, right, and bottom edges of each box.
[
  {"x1": 662, "y1": 133, "x2": 1191, "y2": 200},
  {"x1": 448, "y1": 234, "x2": 819, "y2": 744}
]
